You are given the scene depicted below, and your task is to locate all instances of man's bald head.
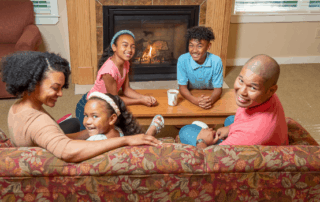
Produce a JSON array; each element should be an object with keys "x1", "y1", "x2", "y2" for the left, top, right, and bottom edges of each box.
[{"x1": 243, "y1": 54, "x2": 280, "y2": 90}]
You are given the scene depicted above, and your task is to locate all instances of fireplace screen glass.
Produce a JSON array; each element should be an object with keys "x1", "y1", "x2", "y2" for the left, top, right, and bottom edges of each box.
[{"x1": 114, "y1": 16, "x2": 188, "y2": 66}]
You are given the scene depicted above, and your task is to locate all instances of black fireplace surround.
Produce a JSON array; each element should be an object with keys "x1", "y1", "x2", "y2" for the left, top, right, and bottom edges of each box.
[{"x1": 103, "y1": 6, "x2": 199, "y2": 81}]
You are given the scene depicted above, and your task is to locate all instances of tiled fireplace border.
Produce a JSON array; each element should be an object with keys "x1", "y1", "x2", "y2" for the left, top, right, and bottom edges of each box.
[{"x1": 66, "y1": 0, "x2": 231, "y2": 84}]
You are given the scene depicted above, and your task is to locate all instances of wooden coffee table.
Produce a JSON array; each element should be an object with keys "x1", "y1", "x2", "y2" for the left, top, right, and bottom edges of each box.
[{"x1": 127, "y1": 89, "x2": 238, "y2": 126}]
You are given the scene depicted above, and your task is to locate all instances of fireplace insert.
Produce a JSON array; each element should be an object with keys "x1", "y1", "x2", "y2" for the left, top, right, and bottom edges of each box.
[{"x1": 103, "y1": 6, "x2": 199, "y2": 81}]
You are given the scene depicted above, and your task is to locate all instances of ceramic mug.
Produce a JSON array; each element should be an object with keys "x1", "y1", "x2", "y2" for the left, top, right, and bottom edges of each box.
[{"x1": 167, "y1": 89, "x2": 179, "y2": 106}]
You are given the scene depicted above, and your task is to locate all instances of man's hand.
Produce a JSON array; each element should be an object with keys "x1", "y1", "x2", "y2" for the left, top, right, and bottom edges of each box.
[
  {"x1": 197, "y1": 128, "x2": 219, "y2": 146},
  {"x1": 216, "y1": 126, "x2": 230, "y2": 140}
]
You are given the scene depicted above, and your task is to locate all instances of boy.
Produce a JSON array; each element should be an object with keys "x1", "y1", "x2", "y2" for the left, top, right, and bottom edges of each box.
[{"x1": 177, "y1": 26, "x2": 223, "y2": 109}]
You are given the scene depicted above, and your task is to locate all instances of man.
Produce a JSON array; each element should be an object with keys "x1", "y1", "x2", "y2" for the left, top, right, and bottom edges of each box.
[{"x1": 195, "y1": 54, "x2": 288, "y2": 148}]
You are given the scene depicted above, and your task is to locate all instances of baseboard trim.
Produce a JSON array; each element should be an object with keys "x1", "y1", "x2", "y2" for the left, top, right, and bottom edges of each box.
[{"x1": 227, "y1": 56, "x2": 320, "y2": 67}]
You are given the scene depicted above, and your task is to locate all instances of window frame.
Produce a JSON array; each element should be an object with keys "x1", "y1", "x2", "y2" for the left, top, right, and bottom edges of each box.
[{"x1": 231, "y1": 0, "x2": 320, "y2": 23}]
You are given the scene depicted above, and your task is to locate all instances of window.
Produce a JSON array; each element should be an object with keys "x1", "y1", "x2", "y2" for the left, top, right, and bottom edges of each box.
[
  {"x1": 231, "y1": 0, "x2": 320, "y2": 23},
  {"x1": 31, "y1": 0, "x2": 59, "y2": 25}
]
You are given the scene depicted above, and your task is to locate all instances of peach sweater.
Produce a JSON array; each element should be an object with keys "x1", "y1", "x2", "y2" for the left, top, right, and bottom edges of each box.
[{"x1": 8, "y1": 106, "x2": 71, "y2": 158}]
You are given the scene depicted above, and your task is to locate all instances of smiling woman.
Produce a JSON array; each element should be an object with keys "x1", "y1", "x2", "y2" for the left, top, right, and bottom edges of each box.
[{"x1": 0, "y1": 51, "x2": 161, "y2": 163}]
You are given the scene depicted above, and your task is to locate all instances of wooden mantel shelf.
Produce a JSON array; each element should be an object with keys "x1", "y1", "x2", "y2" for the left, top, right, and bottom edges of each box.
[{"x1": 66, "y1": 0, "x2": 232, "y2": 85}]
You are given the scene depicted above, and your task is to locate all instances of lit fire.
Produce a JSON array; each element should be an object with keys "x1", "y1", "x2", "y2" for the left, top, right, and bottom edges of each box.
[
  {"x1": 137, "y1": 44, "x2": 161, "y2": 64},
  {"x1": 142, "y1": 45, "x2": 152, "y2": 60}
]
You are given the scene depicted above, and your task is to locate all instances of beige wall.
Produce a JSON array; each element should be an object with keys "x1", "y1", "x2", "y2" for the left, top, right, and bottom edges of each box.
[
  {"x1": 227, "y1": 22, "x2": 320, "y2": 60},
  {"x1": 38, "y1": 0, "x2": 70, "y2": 62}
]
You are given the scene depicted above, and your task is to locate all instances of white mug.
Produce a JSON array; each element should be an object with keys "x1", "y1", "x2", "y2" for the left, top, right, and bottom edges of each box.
[{"x1": 167, "y1": 89, "x2": 179, "y2": 106}]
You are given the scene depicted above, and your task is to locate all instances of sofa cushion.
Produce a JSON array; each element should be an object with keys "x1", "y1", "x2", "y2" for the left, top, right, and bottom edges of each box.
[{"x1": 0, "y1": 0, "x2": 34, "y2": 44}]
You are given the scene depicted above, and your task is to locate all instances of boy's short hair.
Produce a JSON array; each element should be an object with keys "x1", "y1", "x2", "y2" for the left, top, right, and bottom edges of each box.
[{"x1": 186, "y1": 26, "x2": 215, "y2": 42}]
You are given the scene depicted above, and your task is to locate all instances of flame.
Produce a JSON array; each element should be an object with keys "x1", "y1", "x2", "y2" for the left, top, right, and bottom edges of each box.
[{"x1": 148, "y1": 46, "x2": 152, "y2": 57}]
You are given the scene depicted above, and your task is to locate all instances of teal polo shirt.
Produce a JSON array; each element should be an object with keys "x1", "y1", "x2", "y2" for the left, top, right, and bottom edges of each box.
[{"x1": 177, "y1": 52, "x2": 223, "y2": 89}]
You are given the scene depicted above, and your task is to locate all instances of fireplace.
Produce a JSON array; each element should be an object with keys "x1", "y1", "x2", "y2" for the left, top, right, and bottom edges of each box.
[{"x1": 103, "y1": 6, "x2": 199, "y2": 81}]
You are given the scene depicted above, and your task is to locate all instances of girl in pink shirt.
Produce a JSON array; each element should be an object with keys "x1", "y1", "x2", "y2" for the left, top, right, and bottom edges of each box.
[{"x1": 76, "y1": 30, "x2": 157, "y2": 130}]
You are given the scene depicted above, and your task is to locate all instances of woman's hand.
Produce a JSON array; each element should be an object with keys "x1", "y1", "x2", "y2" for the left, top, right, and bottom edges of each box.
[{"x1": 125, "y1": 134, "x2": 162, "y2": 147}]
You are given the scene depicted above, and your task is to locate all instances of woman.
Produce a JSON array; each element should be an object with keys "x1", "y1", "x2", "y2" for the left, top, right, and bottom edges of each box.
[{"x1": 1, "y1": 51, "x2": 161, "y2": 163}]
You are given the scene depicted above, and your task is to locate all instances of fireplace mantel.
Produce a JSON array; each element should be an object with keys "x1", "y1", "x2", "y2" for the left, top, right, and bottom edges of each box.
[{"x1": 66, "y1": 0, "x2": 232, "y2": 84}]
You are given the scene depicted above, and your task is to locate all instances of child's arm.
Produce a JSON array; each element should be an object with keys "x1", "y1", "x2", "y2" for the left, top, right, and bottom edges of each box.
[
  {"x1": 121, "y1": 75, "x2": 157, "y2": 106},
  {"x1": 179, "y1": 85, "x2": 202, "y2": 106},
  {"x1": 102, "y1": 74, "x2": 150, "y2": 106},
  {"x1": 102, "y1": 74, "x2": 119, "y2": 95},
  {"x1": 198, "y1": 88, "x2": 222, "y2": 109}
]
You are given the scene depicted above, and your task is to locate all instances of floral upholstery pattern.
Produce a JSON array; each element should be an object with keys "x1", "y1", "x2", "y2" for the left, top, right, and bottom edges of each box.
[{"x1": 0, "y1": 117, "x2": 319, "y2": 201}]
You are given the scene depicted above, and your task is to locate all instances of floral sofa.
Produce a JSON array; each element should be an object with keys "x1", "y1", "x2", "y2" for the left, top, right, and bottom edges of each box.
[{"x1": 0, "y1": 117, "x2": 319, "y2": 201}]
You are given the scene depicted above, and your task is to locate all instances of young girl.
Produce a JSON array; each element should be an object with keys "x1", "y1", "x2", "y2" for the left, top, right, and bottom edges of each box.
[
  {"x1": 76, "y1": 30, "x2": 157, "y2": 130},
  {"x1": 84, "y1": 92, "x2": 164, "y2": 141}
]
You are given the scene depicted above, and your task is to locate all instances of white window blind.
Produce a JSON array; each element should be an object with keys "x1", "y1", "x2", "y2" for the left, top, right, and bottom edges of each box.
[
  {"x1": 234, "y1": 0, "x2": 320, "y2": 14},
  {"x1": 232, "y1": 0, "x2": 320, "y2": 23},
  {"x1": 31, "y1": 0, "x2": 59, "y2": 24}
]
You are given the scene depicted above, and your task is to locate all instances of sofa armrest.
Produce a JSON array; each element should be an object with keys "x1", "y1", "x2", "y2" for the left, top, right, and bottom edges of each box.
[
  {"x1": 286, "y1": 117, "x2": 319, "y2": 146},
  {"x1": 15, "y1": 24, "x2": 42, "y2": 51}
]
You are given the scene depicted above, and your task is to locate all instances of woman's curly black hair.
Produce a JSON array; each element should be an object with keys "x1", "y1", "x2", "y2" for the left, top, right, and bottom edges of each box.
[
  {"x1": 89, "y1": 93, "x2": 144, "y2": 136},
  {"x1": 186, "y1": 26, "x2": 215, "y2": 42},
  {"x1": 0, "y1": 51, "x2": 70, "y2": 97}
]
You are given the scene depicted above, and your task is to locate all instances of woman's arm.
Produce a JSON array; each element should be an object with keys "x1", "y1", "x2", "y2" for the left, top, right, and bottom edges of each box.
[
  {"x1": 62, "y1": 134, "x2": 161, "y2": 162},
  {"x1": 65, "y1": 129, "x2": 89, "y2": 140}
]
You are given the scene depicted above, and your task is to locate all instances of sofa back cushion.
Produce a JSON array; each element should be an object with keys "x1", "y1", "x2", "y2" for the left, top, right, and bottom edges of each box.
[{"x1": 0, "y1": 0, "x2": 35, "y2": 44}]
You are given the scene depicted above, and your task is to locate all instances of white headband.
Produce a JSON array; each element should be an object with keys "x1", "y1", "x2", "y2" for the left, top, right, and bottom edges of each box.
[{"x1": 88, "y1": 92, "x2": 121, "y2": 116}]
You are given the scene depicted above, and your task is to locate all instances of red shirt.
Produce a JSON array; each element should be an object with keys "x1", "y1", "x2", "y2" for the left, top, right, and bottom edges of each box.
[{"x1": 220, "y1": 94, "x2": 288, "y2": 146}]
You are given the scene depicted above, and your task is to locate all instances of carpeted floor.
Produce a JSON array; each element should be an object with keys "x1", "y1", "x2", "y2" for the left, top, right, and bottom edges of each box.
[{"x1": 1, "y1": 63, "x2": 320, "y2": 144}]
